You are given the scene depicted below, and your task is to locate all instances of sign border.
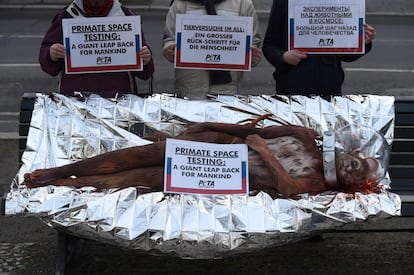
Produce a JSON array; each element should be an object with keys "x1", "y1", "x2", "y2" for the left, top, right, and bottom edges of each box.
[
  {"x1": 288, "y1": 0, "x2": 365, "y2": 54},
  {"x1": 63, "y1": 16, "x2": 143, "y2": 74},
  {"x1": 174, "y1": 14, "x2": 253, "y2": 71},
  {"x1": 164, "y1": 139, "x2": 249, "y2": 195}
]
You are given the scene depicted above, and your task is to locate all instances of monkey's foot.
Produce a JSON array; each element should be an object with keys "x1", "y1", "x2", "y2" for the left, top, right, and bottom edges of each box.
[{"x1": 24, "y1": 168, "x2": 60, "y2": 188}]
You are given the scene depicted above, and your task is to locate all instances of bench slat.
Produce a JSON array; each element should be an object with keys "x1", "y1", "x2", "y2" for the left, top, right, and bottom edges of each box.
[
  {"x1": 389, "y1": 154, "x2": 414, "y2": 165},
  {"x1": 389, "y1": 167, "x2": 414, "y2": 179},
  {"x1": 394, "y1": 127, "x2": 414, "y2": 139},
  {"x1": 395, "y1": 101, "x2": 414, "y2": 113},
  {"x1": 395, "y1": 114, "x2": 414, "y2": 126},
  {"x1": 19, "y1": 93, "x2": 37, "y2": 166},
  {"x1": 390, "y1": 178, "x2": 414, "y2": 190},
  {"x1": 390, "y1": 141, "x2": 414, "y2": 152}
]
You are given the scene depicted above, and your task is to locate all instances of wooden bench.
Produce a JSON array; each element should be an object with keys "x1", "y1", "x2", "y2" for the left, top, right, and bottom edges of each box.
[{"x1": 2, "y1": 93, "x2": 414, "y2": 274}]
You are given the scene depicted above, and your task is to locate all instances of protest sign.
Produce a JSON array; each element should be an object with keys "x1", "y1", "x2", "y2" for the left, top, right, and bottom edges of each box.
[
  {"x1": 175, "y1": 14, "x2": 253, "y2": 71},
  {"x1": 288, "y1": 0, "x2": 365, "y2": 54},
  {"x1": 164, "y1": 139, "x2": 249, "y2": 195},
  {"x1": 62, "y1": 16, "x2": 142, "y2": 73}
]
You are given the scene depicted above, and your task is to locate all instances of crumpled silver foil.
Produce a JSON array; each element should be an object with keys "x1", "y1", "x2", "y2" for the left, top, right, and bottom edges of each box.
[{"x1": 5, "y1": 93, "x2": 401, "y2": 258}]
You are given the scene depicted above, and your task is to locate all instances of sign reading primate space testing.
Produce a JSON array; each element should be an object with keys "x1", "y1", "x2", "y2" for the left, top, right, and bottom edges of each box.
[
  {"x1": 164, "y1": 139, "x2": 249, "y2": 195},
  {"x1": 289, "y1": 0, "x2": 365, "y2": 54},
  {"x1": 175, "y1": 14, "x2": 253, "y2": 71},
  {"x1": 62, "y1": 16, "x2": 143, "y2": 74}
]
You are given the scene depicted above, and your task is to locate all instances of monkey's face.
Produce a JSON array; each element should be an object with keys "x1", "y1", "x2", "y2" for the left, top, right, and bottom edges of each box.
[{"x1": 335, "y1": 151, "x2": 379, "y2": 187}]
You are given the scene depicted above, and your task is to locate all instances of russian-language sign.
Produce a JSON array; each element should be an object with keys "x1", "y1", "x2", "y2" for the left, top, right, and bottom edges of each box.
[
  {"x1": 164, "y1": 139, "x2": 249, "y2": 195},
  {"x1": 288, "y1": 0, "x2": 365, "y2": 54},
  {"x1": 62, "y1": 16, "x2": 143, "y2": 73},
  {"x1": 175, "y1": 14, "x2": 253, "y2": 71}
]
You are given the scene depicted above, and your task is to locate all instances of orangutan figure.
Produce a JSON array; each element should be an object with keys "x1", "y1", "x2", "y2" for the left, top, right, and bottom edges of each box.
[{"x1": 24, "y1": 119, "x2": 380, "y2": 197}]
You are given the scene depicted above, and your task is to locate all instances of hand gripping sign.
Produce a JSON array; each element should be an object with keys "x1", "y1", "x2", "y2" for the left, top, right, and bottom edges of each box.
[
  {"x1": 62, "y1": 16, "x2": 143, "y2": 74},
  {"x1": 175, "y1": 14, "x2": 253, "y2": 71},
  {"x1": 288, "y1": 0, "x2": 366, "y2": 54}
]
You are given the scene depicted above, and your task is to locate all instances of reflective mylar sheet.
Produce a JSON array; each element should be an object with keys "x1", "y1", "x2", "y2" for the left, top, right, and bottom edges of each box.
[{"x1": 5, "y1": 93, "x2": 401, "y2": 258}]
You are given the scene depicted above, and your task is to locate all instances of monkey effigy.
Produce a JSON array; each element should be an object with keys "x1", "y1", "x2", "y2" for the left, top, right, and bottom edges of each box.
[{"x1": 24, "y1": 117, "x2": 389, "y2": 198}]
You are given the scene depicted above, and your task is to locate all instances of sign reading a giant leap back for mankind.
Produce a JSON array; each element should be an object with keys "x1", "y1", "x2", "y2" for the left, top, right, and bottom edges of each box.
[
  {"x1": 62, "y1": 16, "x2": 143, "y2": 74},
  {"x1": 175, "y1": 14, "x2": 253, "y2": 71},
  {"x1": 288, "y1": 0, "x2": 366, "y2": 54},
  {"x1": 164, "y1": 139, "x2": 249, "y2": 195}
]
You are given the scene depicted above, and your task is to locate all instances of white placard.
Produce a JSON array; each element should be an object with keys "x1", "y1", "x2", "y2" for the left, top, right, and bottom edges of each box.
[
  {"x1": 288, "y1": 0, "x2": 365, "y2": 54},
  {"x1": 175, "y1": 14, "x2": 253, "y2": 71},
  {"x1": 164, "y1": 139, "x2": 249, "y2": 195},
  {"x1": 62, "y1": 16, "x2": 143, "y2": 73}
]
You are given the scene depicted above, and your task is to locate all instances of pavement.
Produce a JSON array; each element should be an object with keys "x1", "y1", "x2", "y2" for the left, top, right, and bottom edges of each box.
[{"x1": 1, "y1": 1, "x2": 414, "y2": 274}]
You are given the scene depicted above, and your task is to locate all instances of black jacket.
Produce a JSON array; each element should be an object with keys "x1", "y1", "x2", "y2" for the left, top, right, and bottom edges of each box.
[{"x1": 263, "y1": 0, "x2": 372, "y2": 96}]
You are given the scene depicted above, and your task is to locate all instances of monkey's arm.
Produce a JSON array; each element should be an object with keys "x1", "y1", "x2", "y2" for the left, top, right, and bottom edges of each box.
[
  {"x1": 182, "y1": 122, "x2": 259, "y2": 139},
  {"x1": 184, "y1": 122, "x2": 318, "y2": 150}
]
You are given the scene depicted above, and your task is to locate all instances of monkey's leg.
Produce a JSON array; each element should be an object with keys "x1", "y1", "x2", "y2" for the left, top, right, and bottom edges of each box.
[
  {"x1": 25, "y1": 131, "x2": 237, "y2": 186},
  {"x1": 26, "y1": 166, "x2": 165, "y2": 190},
  {"x1": 24, "y1": 141, "x2": 166, "y2": 186}
]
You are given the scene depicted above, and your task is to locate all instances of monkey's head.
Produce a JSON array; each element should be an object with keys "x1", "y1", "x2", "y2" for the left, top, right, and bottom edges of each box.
[
  {"x1": 323, "y1": 125, "x2": 390, "y2": 191},
  {"x1": 335, "y1": 151, "x2": 380, "y2": 188}
]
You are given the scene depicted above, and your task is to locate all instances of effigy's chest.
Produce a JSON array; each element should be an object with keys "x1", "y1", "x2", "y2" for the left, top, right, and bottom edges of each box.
[{"x1": 249, "y1": 136, "x2": 320, "y2": 178}]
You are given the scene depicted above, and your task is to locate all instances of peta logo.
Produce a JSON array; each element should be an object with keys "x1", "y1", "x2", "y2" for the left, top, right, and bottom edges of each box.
[
  {"x1": 318, "y1": 38, "x2": 334, "y2": 46},
  {"x1": 205, "y1": 54, "x2": 221, "y2": 62},
  {"x1": 198, "y1": 180, "x2": 215, "y2": 188},
  {"x1": 97, "y1": 56, "x2": 111, "y2": 64}
]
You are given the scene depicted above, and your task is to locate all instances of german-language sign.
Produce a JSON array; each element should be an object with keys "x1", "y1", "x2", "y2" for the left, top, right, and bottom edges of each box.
[
  {"x1": 62, "y1": 16, "x2": 142, "y2": 73},
  {"x1": 164, "y1": 139, "x2": 249, "y2": 195},
  {"x1": 175, "y1": 14, "x2": 253, "y2": 71},
  {"x1": 288, "y1": 0, "x2": 365, "y2": 54}
]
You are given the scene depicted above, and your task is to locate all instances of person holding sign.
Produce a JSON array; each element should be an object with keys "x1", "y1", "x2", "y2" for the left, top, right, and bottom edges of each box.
[
  {"x1": 263, "y1": 0, "x2": 376, "y2": 96},
  {"x1": 39, "y1": 0, "x2": 154, "y2": 98},
  {"x1": 162, "y1": 0, "x2": 263, "y2": 99}
]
